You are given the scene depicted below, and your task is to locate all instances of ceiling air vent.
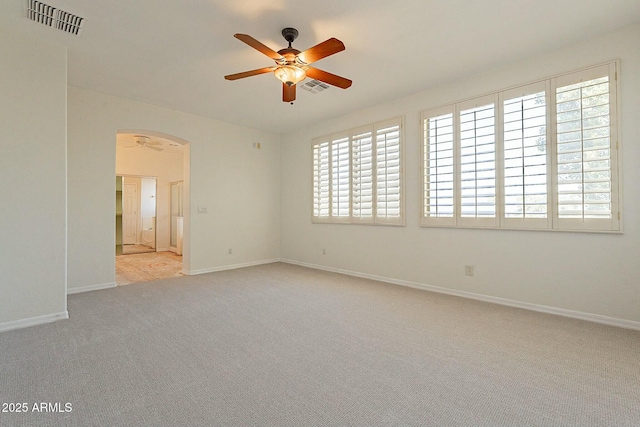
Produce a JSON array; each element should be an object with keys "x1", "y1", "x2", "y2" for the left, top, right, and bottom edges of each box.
[
  {"x1": 25, "y1": 0, "x2": 84, "y2": 35},
  {"x1": 301, "y1": 80, "x2": 330, "y2": 94}
]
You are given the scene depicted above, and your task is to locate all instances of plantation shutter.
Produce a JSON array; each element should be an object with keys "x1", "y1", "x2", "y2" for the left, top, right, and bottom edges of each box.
[
  {"x1": 553, "y1": 63, "x2": 619, "y2": 231},
  {"x1": 331, "y1": 135, "x2": 351, "y2": 221},
  {"x1": 311, "y1": 117, "x2": 404, "y2": 227},
  {"x1": 418, "y1": 61, "x2": 620, "y2": 233},
  {"x1": 375, "y1": 118, "x2": 403, "y2": 224},
  {"x1": 351, "y1": 127, "x2": 374, "y2": 223},
  {"x1": 458, "y1": 94, "x2": 498, "y2": 227},
  {"x1": 502, "y1": 82, "x2": 550, "y2": 229},
  {"x1": 421, "y1": 106, "x2": 455, "y2": 226},
  {"x1": 312, "y1": 141, "x2": 330, "y2": 221}
]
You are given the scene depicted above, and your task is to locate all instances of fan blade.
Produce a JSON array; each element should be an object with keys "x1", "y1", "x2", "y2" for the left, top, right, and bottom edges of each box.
[
  {"x1": 283, "y1": 83, "x2": 296, "y2": 103},
  {"x1": 234, "y1": 34, "x2": 284, "y2": 61},
  {"x1": 305, "y1": 67, "x2": 352, "y2": 89},
  {"x1": 224, "y1": 67, "x2": 276, "y2": 80},
  {"x1": 297, "y1": 38, "x2": 345, "y2": 64}
]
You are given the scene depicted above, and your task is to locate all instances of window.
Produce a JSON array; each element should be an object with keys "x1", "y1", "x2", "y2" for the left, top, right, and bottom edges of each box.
[
  {"x1": 375, "y1": 119, "x2": 403, "y2": 224},
  {"x1": 502, "y1": 82, "x2": 550, "y2": 229},
  {"x1": 459, "y1": 95, "x2": 497, "y2": 227},
  {"x1": 312, "y1": 117, "x2": 404, "y2": 225},
  {"x1": 421, "y1": 62, "x2": 620, "y2": 232},
  {"x1": 553, "y1": 65, "x2": 619, "y2": 231},
  {"x1": 312, "y1": 141, "x2": 330, "y2": 218},
  {"x1": 422, "y1": 106, "x2": 455, "y2": 225},
  {"x1": 351, "y1": 129, "x2": 374, "y2": 222},
  {"x1": 331, "y1": 136, "x2": 350, "y2": 221}
]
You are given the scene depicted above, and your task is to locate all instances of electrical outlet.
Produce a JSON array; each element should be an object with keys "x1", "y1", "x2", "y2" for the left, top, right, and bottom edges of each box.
[
  {"x1": 465, "y1": 265, "x2": 474, "y2": 276},
  {"x1": 322, "y1": 248, "x2": 326, "y2": 255},
  {"x1": 228, "y1": 248, "x2": 232, "y2": 255},
  {"x1": 197, "y1": 206, "x2": 207, "y2": 214}
]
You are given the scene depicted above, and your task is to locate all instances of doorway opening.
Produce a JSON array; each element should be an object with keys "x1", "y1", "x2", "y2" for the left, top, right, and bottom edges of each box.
[{"x1": 115, "y1": 130, "x2": 190, "y2": 285}]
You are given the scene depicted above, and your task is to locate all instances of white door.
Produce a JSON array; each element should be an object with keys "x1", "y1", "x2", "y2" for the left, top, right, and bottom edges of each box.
[{"x1": 123, "y1": 183, "x2": 137, "y2": 245}]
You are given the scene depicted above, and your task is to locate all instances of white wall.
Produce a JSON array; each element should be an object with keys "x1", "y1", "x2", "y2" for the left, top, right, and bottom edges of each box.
[
  {"x1": 3, "y1": 22, "x2": 636, "y2": 330},
  {"x1": 68, "y1": 87, "x2": 281, "y2": 291},
  {"x1": 280, "y1": 23, "x2": 640, "y2": 324},
  {"x1": 0, "y1": 32, "x2": 67, "y2": 326},
  {"x1": 116, "y1": 145, "x2": 183, "y2": 250}
]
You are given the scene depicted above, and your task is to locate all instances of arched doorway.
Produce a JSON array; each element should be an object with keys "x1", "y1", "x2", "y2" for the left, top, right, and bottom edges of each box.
[{"x1": 114, "y1": 130, "x2": 191, "y2": 285}]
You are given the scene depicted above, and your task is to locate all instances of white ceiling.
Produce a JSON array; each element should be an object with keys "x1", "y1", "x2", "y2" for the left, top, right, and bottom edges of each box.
[
  {"x1": 116, "y1": 133, "x2": 184, "y2": 154},
  {"x1": 2, "y1": 0, "x2": 639, "y2": 135}
]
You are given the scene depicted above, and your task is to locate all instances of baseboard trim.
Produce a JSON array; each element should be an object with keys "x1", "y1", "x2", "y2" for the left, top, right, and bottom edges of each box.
[
  {"x1": 0, "y1": 311, "x2": 69, "y2": 333},
  {"x1": 67, "y1": 282, "x2": 116, "y2": 295},
  {"x1": 184, "y1": 259, "x2": 280, "y2": 276},
  {"x1": 280, "y1": 259, "x2": 640, "y2": 331}
]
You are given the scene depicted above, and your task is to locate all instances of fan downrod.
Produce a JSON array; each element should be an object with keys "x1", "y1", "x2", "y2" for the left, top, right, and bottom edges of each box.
[{"x1": 281, "y1": 28, "x2": 299, "y2": 47}]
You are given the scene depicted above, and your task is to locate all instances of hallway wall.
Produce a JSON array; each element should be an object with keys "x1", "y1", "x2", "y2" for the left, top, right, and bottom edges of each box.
[
  {"x1": 67, "y1": 87, "x2": 281, "y2": 293},
  {"x1": 0, "y1": 33, "x2": 67, "y2": 327}
]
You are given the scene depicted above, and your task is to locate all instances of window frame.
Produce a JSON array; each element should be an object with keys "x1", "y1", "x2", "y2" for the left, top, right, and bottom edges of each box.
[
  {"x1": 312, "y1": 139, "x2": 330, "y2": 220},
  {"x1": 551, "y1": 63, "x2": 620, "y2": 232},
  {"x1": 457, "y1": 93, "x2": 500, "y2": 229},
  {"x1": 500, "y1": 80, "x2": 552, "y2": 230},
  {"x1": 329, "y1": 133, "x2": 351, "y2": 224},
  {"x1": 373, "y1": 117, "x2": 405, "y2": 226},
  {"x1": 311, "y1": 117, "x2": 405, "y2": 226},
  {"x1": 420, "y1": 61, "x2": 621, "y2": 233},
  {"x1": 350, "y1": 125, "x2": 375, "y2": 225},
  {"x1": 421, "y1": 105, "x2": 456, "y2": 227}
]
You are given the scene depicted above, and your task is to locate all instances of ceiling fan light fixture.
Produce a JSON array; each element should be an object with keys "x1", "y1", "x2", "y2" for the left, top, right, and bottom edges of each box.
[
  {"x1": 134, "y1": 135, "x2": 150, "y2": 145},
  {"x1": 225, "y1": 28, "x2": 351, "y2": 102},
  {"x1": 274, "y1": 65, "x2": 306, "y2": 87}
]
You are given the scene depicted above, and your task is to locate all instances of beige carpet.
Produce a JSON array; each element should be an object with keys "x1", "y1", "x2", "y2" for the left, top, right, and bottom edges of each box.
[
  {"x1": 1, "y1": 262, "x2": 638, "y2": 426},
  {"x1": 116, "y1": 251, "x2": 183, "y2": 285}
]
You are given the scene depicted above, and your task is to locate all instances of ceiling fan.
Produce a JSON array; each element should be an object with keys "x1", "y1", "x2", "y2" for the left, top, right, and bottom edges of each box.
[
  {"x1": 125, "y1": 136, "x2": 163, "y2": 151},
  {"x1": 224, "y1": 28, "x2": 352, "y2": 103}
]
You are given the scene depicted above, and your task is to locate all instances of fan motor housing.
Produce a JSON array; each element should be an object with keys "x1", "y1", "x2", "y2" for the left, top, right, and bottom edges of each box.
[{"x1": 277, "y1": 49, "x2": 301, "y2": 62}]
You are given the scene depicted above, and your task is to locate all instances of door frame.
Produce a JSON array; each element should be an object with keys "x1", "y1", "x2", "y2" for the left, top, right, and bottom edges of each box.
[{"x1": 115, "y1": 129, "x2": 191, "y2": 275}]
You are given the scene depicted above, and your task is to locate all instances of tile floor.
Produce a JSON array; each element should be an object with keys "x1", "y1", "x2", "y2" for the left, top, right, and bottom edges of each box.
[
  {"x1": 115, "y1": 251, "x2": 183, "y2": 285},
  {"x1": 122, "y1": 244, "x2": 156, "y2": 255}
]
